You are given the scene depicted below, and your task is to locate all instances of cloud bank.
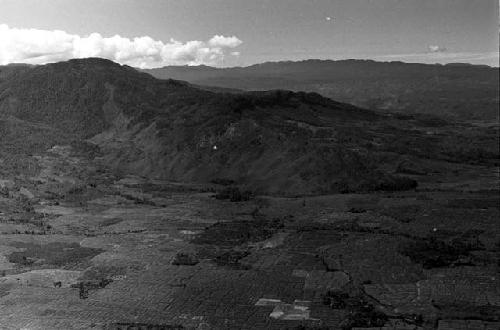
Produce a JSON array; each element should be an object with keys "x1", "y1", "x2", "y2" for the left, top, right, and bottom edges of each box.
[{"x1": 0, "y1": 24, "x2": 242, "y2": 68}]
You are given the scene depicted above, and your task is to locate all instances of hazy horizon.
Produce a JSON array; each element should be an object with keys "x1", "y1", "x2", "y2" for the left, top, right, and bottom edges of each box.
[{"x1": 3, "y1": 56, "x2": 500, "y2": 69}]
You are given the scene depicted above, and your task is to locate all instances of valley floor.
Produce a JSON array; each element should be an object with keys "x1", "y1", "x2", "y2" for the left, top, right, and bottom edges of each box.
[{"x1": 0, "y1": 145, "x2": 499, "y2": 330}]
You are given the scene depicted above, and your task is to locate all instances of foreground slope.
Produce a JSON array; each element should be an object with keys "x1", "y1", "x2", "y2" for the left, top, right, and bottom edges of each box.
[{"x1": 142, "y1": 59, "x2": 500, "y2": 120}]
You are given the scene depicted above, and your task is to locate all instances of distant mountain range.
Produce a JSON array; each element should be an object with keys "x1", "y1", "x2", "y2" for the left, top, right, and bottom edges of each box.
[
  {"x1": 142, "y1": 59, "x2": 499, "y2": 121},
  {"x1": 0, "y1": 58, "x2": 497, "y2": 195}
]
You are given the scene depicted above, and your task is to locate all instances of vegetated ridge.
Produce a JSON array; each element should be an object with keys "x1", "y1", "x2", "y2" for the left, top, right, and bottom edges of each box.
[
  {"x1": 0, "y1": 58, "x2": 497, "y2": 195},
  {"x1": 142, "y1": 59, "x2": 500, "y2": 121}
]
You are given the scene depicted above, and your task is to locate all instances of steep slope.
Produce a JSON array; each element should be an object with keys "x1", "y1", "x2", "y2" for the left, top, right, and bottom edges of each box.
[
  {"x1": 1, "y1": 59, "x2": 161, "y2": 137},
  {"x1": 142, "y1": 59, "x2": 500, "y2": 120},
  {"x1": 1, "y1": 58, "x2": 496, "y2": 195}
]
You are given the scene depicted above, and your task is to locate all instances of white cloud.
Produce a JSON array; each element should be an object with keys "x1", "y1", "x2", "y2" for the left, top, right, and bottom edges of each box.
[
  {"x1": 208, "y1": 35, "x2": 242, "y2": 48},
  {"x1": 0, "y1": 24, "x2": 243, "y2": 68},
  {"x1": 428, "y1": 45, "x2": 447, "y2": 53}
]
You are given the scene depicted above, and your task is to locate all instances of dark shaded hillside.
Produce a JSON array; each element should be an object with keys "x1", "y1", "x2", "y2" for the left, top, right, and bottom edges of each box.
[
  {"x1": 142, "y1": 59, "x2": 500, "y2": 120},
  {"x1": 0, "y1": 117, "x2": 69, "y2": 153},
  {"x1": 0, "y1": 58, "x2": 497, "y2": 195},
  {"x1": 1, "y1": 59, "x2": 164, "y2": 137},
  {"x1": 0, "y1": 64, "x2": 33, "y2": 82}
]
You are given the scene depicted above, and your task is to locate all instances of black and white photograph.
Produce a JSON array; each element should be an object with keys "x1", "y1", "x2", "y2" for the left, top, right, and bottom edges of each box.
[{"x1": 0, "y1": 0, "x2": 499, "y2": 329}]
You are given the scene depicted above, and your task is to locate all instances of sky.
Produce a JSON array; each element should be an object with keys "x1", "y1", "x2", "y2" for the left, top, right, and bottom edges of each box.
[{"x1": 0, "y1": 0, "x2": 498, "y2": 68}]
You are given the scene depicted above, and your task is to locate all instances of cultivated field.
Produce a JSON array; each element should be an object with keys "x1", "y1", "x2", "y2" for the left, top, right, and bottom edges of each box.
[{"x1": 0, "y1": 140, "x2": 498, "y2": 329}]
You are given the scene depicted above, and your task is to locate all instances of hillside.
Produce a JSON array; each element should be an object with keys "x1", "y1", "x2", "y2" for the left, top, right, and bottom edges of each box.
[
  {"x1": 142, "y1": 59, "x2": 500, "y2": 120},
  {"x1": 0, "y1": 58, "x2": 497, "y2": 195}
]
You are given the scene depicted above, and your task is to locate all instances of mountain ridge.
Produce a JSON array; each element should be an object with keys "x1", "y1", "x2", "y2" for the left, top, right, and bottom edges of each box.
[
  {"x1": 0, "y1": 58, "x2": 405, "y2": 195},
  {"x1": 1, "y1": 58, "x2": 497, "y2": 195},
  {"x1": 141, "y1": 59, "x2": 499, "y2": 120}
]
